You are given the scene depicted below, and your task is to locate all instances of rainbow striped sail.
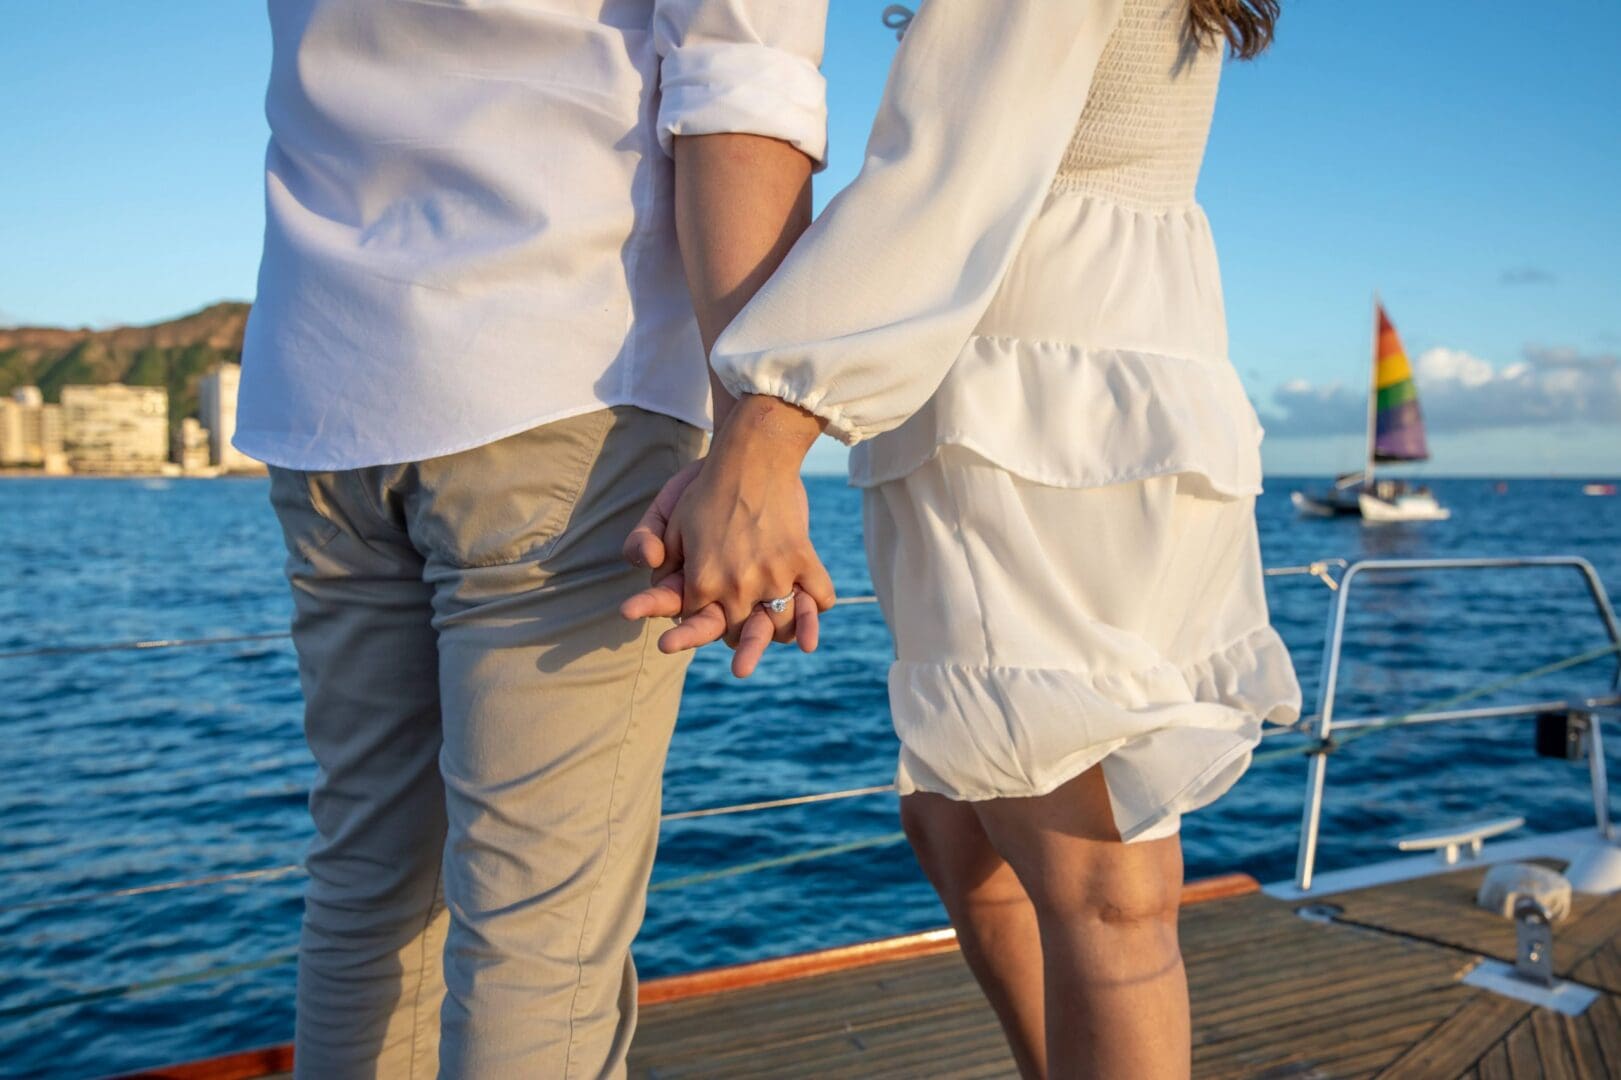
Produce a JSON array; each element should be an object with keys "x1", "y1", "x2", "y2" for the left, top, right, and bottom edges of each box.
[{"x1": 1372, "y1": 304, "x2": 1429, "y2": 463}]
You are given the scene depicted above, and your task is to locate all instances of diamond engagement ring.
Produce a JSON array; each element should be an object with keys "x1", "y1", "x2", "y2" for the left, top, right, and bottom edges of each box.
[{"x1": 763, "y1": 593, "x2": 796, "y2": 615}]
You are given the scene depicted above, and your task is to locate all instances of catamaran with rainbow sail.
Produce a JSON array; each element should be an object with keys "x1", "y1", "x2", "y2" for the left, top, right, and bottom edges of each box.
[{"x1": 1292, "y1": 301, "x2": 1450, "y2": 522}]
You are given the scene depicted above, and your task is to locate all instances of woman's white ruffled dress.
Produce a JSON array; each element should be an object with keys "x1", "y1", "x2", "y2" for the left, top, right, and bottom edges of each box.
[{"x1": 711, "y1": 0, "x2": 1302, "y2": 839}]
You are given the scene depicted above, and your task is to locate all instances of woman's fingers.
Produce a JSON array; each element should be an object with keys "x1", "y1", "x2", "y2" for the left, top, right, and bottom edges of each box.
[
  {"x1": 760, "y1": 590, "x2": 800, "y2": 645},
  {"x1": 658, "y1": 603, "x2": 727, "y2": 653},
  {"x1": 794, "y1": 592, "x2": 820, "y2": 652},
  {"x1": 732, "y1": 609, "x2": 777, "y2": 677},
  {"x1": 636, "y1": 584, "x2": 820, "y2": 670}
]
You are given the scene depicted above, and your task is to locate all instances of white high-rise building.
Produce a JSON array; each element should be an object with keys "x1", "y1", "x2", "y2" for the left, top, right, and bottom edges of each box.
[
  {"x1": 61, "y1": 384, "x2": 169, "y2": 473},
  {"x1": 175, "y1": 416, "x2": 213, "y2": 473},
  {"x1": 199, "y1": 363, "x2": 257, "y2": 471},
  {"x1": 0, "y1": 398, "x2": 25, "y2": 465},
  {"x1": 1, "y1": 386, "x2": 66, "y2": 468}
]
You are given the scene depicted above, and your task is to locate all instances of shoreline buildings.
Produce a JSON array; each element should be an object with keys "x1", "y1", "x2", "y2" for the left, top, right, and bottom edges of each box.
[
  {"x1": 1, "y1": 362, "x2": 263, "y2": 477},
  {"x1": 0, "y1": 386, "x2": 67, "y2": 472}
]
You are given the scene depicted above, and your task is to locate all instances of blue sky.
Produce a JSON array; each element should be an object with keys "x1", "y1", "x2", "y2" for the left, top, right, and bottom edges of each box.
[{"x1": 1, "y1": 2, "x2": 1616, "y2": 475}]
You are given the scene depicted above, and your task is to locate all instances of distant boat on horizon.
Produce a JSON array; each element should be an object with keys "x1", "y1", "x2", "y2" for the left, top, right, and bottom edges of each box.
[{"x1": 1292, "y1": 300, "x2": 1450, "y2": 523}]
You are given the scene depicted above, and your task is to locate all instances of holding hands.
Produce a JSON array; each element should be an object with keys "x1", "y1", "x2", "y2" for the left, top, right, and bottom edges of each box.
[{"x1": 621, "y1": 394, "x2": 836, "y2": 678}]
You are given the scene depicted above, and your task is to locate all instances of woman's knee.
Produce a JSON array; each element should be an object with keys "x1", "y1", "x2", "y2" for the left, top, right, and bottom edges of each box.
[{"x1": 1027, "y1": 842, "x2": 1183, "y2": 933}]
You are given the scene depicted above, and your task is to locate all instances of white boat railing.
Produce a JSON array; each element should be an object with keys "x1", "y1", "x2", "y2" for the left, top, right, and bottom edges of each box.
[{"x1": 1285, "y1": 556, "x2": 1621, "y2": 892}]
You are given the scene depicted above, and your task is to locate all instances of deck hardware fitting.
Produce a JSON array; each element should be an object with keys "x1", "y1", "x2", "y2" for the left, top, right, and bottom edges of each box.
[
  {"x1": 1293, "y1": 903, "x2": 1343, "y2": 924},
  {"x1": 1513, "y1": 897, "x2": 1556, "y2": 986},
  {"x1": 1395, "y1": 816, "x2": 1525, "y2": 866},
  {"x1": 1460, "y1": 959, "x2": 1600, "y2": 1016},
  {"x1": 1535, "y1": 709, "x2": 1592, "y2": 761}
]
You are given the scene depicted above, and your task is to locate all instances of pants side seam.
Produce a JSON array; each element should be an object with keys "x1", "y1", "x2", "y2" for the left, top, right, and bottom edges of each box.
[{"x1": 562, "y1": 614, "x2": 658, "y2": 1080}]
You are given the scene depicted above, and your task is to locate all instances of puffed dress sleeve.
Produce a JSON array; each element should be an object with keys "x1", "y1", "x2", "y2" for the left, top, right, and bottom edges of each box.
[{"x1": 710, "y1": 0, "x2": 1127, "y2": 444}]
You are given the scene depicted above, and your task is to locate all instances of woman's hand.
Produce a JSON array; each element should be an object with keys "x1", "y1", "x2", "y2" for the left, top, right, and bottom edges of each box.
[{"x1": 621, "y1": 394, "x2": 835, "y2": 674}]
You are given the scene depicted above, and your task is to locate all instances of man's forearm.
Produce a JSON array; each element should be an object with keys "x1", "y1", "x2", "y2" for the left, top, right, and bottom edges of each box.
[{"x1": 672, "y1": 133, "x2": 814, "y2": 429}]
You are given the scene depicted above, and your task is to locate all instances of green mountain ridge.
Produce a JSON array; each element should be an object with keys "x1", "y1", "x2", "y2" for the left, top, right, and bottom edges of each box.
[{"x1": 0, "y1": 302, "x2": 250, "y2": 435}]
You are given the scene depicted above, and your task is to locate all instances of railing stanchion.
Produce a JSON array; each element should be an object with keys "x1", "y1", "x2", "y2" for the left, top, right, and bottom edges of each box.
[
  {"x1": 1574, "y1": 559, "x2": 1620, "y2": 840},
  {"x1": 1294, "y1": 564, "x2": 1360, "y2": 892}
]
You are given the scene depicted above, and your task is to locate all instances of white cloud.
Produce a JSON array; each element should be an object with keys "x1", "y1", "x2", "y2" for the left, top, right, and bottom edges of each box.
[
  {"x1": 1260, "y1": 345, "x2": 1621, "y2": 436},
  {"x1": 1415, "y1": 347, "x2": 1495, "y2": 388}
]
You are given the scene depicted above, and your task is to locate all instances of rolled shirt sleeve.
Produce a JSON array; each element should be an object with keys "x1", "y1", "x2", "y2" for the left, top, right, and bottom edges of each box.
[
  {"x1": 710, "y1": 0, "x2": 1127, "y2": 444},
  {"x1": 653, "y1": 0, "x2": 829, "y2": 165}
]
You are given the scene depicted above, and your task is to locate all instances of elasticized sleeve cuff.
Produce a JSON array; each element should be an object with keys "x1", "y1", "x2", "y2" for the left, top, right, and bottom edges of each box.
[
  {"x1": 717, "y1": 369, "x2": 868, "y2": 446},
  {"x1": 657, "y1": 43, "x2": 828, "y2": 166}
]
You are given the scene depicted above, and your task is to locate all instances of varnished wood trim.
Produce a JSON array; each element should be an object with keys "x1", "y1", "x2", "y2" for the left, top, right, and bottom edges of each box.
[
  {"x1": 112, "y1": 1043, "x2": 293, "y2": 1080},
  {"x1": 110, "y1": 872, "x2": 1259, "y2": 1078},
  {"x1": 1180, "y1": 871, "x2": 1261, "y2": 906},
  {"x1": 639, "y1": 872, "x2": 1258, "y2": 1005},
  {"x1": 638, "y1": 927, "x2": 961, "y2": 1006}
]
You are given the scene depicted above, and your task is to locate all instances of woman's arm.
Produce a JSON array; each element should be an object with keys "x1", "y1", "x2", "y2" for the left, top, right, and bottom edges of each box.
[{"x1": 710, "y1": 0, "x2": 1127, "y2": 443}]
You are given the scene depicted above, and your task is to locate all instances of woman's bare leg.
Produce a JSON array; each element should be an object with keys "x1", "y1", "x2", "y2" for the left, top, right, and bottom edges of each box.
[
  {"x1": 973, "y1": 767, "x2": 1189, "y2": 1080},
  {"x1": 901, "y1": 792, "x2": 1047, "y2": 1079}
]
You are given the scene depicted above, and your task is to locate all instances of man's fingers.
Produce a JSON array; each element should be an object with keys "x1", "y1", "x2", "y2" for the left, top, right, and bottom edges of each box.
[
  {"x1": 794, "y1": 593, "x2": 820, "y2": 653},
  {"x1": 621, "y1": 497, "x2": 670, "y2": 568},
  {"x1": 622, "y1": 460, "x2": 703, "y2": 569},
  {"x1": 620, "y1": 585, "x2": 681, "y2": 621},
  {"x1": 732, "y1": 610, "x2": 776, "y2": 678},
  {"x1": 659, "y1": 604, "x2": 726, "y2": 653},
  {"x1": 621, "y1": 571, "x2": 684, "y2": 621},
  {"x1": 622, "y1": 522, "x2": 666, "y2": 570}
]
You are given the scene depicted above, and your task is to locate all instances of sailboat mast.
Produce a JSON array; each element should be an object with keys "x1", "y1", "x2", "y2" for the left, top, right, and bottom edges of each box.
[{"x1": 1365, "y1": 292, "x2": 1379, "y2": 486}]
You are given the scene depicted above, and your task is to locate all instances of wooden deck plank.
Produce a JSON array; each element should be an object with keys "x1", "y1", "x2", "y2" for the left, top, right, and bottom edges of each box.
[
  {"x1": 1476, "y1": 1041, "x2": 1512, "y2": 1080},
  {"x1": 626, "y1": 875, "x2": 1621, "y2": 1080},
  {"x1": 1563, "y1": 1010, "x2": 1610, "y2": 1080},
  {"x1": 1585, "y1": 993, "x2": 1621, "y2": 1075},
  {"x1": 1502, "y1": 1015, "x2": 1543, "y2": 1080},
  {"x1": 1528, "y1": 1007, "x2": 1580, "y2": 1080},
  {"x1": 1376, "y1": 990, "x2": 1532, "y2": 1079},
  {"x1": 122, "y1": 868, "x2": 1621, "y2": 1080}
]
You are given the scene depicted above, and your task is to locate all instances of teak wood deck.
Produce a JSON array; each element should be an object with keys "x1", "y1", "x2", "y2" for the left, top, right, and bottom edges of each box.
[{"x1": 122, "y1": 866, "x2": 1621, "y2": 1080}]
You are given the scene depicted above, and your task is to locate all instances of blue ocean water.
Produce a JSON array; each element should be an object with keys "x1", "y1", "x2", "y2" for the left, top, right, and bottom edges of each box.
[{"x1": 0, "y1": 474, "x2": 1617, "y2": 1077}]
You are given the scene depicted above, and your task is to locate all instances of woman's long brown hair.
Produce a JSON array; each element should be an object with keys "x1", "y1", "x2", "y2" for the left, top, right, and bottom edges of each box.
[{"x1": 1189, "y1": 0, "x2": 1279, "y2": 60}]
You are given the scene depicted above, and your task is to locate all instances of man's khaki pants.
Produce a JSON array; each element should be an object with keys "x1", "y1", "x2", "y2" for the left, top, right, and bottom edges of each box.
[{"x1": 268, "y1": 407, "x2": 702, "y2": 1079}]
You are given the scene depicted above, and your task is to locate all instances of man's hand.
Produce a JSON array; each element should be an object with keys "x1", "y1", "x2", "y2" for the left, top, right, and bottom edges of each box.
[
  {"x1": 620, "y1": 394, "x2": 833, "y2": 676},
  {"x1": 623, "y1": 459, "x2": 703, "y2": 574}
]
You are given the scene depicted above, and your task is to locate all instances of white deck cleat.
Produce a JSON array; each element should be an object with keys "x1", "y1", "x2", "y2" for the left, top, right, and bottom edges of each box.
[{"x1": 1394, "y1": 816, "x2": 1525, "y2": 864}]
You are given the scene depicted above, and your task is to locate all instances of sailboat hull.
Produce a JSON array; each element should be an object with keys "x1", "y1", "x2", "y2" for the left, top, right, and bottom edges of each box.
[
  {"x1": 1290, "y1": 486, "x2": 1450, "y2": 522},
  {"x1": 1291, "y1": 490, "x2": 1356, "y2": 517},
  {"x1": 1357, "y1": 490, "x2": 1451, "y2": 523}
]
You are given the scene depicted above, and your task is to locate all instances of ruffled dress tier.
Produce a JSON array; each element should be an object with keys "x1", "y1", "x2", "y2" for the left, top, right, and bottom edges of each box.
[{"x1": 712, "y1": 0, "x2": 1302, "y2": 839}]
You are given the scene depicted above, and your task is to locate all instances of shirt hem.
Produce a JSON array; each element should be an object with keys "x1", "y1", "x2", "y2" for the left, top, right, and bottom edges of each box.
[{"x1": 233, "y1": 396, "x2": 710, "y2": 472}]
